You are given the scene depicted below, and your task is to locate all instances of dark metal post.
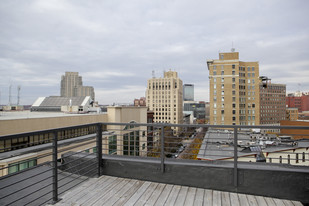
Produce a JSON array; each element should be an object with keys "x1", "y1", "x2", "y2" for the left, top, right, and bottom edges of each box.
[
  {"x1": 52, "y1": 131, "x2": 59, "y2": 204},
  {"x1": 233, "y1": 127, "x2": 238, "y2": 188},
  {"x1": 160, "y1": 126, "x2": 165, "y2": 173},
  {"x1": 96, "y1": 123, "x2": 103, "y2": 177}
]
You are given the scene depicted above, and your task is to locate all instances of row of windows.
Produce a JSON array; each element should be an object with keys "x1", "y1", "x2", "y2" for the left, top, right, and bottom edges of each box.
[
  {"x1": 213, "y1": 65, "x2": 255, "y2": 72},
  {"x1": 0, "y1": 126, "x2": 97, "y2": 153},
  {"x1": 148, "y1": 82, "x2": 178, "y2": 90},
  {"x1": 152, "y1": 104, "x2": 177, "y2": 108},
  {"x1": 8, "y1": 159, "x2": 37, "y2": 174}
]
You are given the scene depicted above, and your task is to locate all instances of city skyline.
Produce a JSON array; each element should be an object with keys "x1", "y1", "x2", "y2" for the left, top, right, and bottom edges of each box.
[{"x1": 0, "y1": 0, "x2": 309, "y2": 105}]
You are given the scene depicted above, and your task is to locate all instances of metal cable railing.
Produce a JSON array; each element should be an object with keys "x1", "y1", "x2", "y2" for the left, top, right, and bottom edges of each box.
[{"x1": 0, "y1": 122, "x2": 309, "y2": 205}]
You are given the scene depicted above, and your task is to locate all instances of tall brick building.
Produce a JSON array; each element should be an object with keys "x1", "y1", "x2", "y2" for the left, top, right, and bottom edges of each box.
[{"x1": 259, "y1": 78, "x2": 286, "y2": 125}]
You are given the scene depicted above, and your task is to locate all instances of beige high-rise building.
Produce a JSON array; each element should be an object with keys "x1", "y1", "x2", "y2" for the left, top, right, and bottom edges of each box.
[
  {"x1": 146, "y1": 71, "x2": 183, "y2": 125},
  {"x1": 61, "y1": 72, "x2": 95, "y2": 100},
  {"x1": 76, "y1": 86, "x2": 95, "y2": 101},
  {"x1": 207, "y1": 51, "x2": 260, "y2": 125}
]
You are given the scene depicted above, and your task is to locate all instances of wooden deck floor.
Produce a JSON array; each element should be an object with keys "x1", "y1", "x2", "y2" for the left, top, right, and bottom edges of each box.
[{"x1": 52, "y1": 175, "x2": 302, "y2": 206}]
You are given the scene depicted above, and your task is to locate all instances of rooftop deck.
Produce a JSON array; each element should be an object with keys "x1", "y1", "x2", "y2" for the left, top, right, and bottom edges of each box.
[{"x1": 52, "y1": 175, "x2": 303, "y2": 206}]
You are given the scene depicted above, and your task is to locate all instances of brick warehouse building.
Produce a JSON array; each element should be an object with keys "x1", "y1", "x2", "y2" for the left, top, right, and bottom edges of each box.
[{"x1": 286, "y1": 93, "x2": 309, "y2": 113}]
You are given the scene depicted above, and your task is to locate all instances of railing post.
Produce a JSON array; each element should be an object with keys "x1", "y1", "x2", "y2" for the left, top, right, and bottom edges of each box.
[
  {"x1": 233, "y1": 127, "x2": 238, "y2": 188},
  {"x1": 52, "y1": 131, "x2": 59, "y2": 204},
  {"x1": 160, "y1": 126, "x2": 165, "y2": 173},
  {"x1": 97, "y1": 123, "x2": 103, "y2": 177}
]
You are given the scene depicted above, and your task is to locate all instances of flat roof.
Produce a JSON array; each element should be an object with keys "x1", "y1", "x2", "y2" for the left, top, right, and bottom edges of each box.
[{"x1": 0, "y1": 110, "x2": 106, "y2": 121}]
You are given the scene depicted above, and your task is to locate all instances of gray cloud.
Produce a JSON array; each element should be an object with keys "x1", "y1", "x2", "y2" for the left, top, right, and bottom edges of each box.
[{"x1": 1, "y1": 0, "x2": 309, "y2": 105}]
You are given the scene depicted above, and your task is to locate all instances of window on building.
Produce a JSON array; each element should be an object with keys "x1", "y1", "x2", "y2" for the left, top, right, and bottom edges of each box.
[
  {"x1": 214, "y1": 103, "x2": 217, "y2": 108},
  {"x1": 8, "y1": 159, "x2": 37, "y2": 174},
  {"x1": 232, "y1": 90, "x2": 235, "y2": 95},
  {"x1": 232, "y1": 104, "x2": 236, "y2": 108},
  {"x1": 232, "y1": 71, "x2": 235, "y2": 75},
  {"x1": 232, "y1": 110, "x2": 236, "y2": 114},
  {"x1": 252, "y1": 67, "x2": 255, "y2": 71},
  {"x1": 221, "y1": 110, "x2": 224, "y2": 114},
  {"x1": 220, "y1": 54, "x2": 224, "y2": 60},
  {"x1": 221, "y1": 78, "x2": 224, "y2": 83},
  {"x1": 221, "y1": 71, "x2": 224, "y2": 75},
  {"x1": 213, "y1": 65, "x2": 217, "y2": 70},
  {"x1": 232, "y1": 64, "x2": 235, "y2": 69},
  {"x1": 214, "y1": 110, "x2": 217, "y2": 115},
  {"x1": 248, "y1": 67, "x2": 251, "y2": 71},
  {"x1": 221, "y1": 91, "x2": 224, "y2": 95},
  {"x1": 232, "y1": 84, "x2": 235, "y2": 89},
  {"x1": 222, "y1": 97, "x2": 224, "y2": 101},
  {"x1": 213, "y1": 71, "x2": 217, "y2": 75},
  {"x1": 232, "y1": 116, "x2": 236, "y2": 121},
  {"x1": 214, "y1": 78, "x2": 217, "y2": 83},
  {"x1": 232, "y1": 97, "x2": 236, "y2": 102},
  {"x1": 232, "y1": 78, "x2": 235, "y2": 83}
]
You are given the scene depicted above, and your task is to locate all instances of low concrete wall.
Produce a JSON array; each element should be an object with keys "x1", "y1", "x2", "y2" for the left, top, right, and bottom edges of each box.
[{"x1": 101, "y1": 156, "x2": 309, "y2": 204}]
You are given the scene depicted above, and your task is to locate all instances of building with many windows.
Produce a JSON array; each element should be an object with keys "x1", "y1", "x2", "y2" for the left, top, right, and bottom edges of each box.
[
  {"x1": 259, "y1": 78, "x2": 286, "y2": 125},
  {"x1": 61, "y1": 72, "x2": 95, "y2": 100},
  {"x1": 146, "y1": 71, "x2": 183, "y2": 126},
  {"x1": 207, "y1": 51, "x2": 260, "y2": 125},
  {"x1": 286, "y1": 108, "x2": 298, "y2": 121},
  {"x1": 286, "y1": 92, "x2": 309, "y2": 113},
  {"x1": 183, "y1": 101, "x2": 206, "y2": 121},
  {"x1": 183, "y1": 84, "x2": 194, "y2": 101}
]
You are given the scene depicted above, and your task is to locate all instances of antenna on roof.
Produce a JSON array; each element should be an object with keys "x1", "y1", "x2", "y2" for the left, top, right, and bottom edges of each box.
[
  {"x1": 17, "y1": 85, "x2": 21, "y2": 105},
  {"x1": 152, "y1": 70, "x2": 155, "y2": 78},
  {"x1": 231, "y1": 41, "x2": 235, "y2": 52},
  {"x1": 8, "y1": 84, "x2": 12, "y2": 106}
]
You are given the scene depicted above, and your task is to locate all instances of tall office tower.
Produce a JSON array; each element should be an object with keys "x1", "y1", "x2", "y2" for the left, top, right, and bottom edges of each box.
[
  {"x1": 146, "y1": 71, "x2": 183, "y2": 125},
  {"x1": 259, "y1": 77, "x2": 286, "y2": 125},
  {"x1": 76, "y1": 86, "x2": 95, "y2": 101},
  {"x1": 183, "y1": 84, "x2": 194, "y2": 101},
  {"x1": 61, "y1": 72, "x2": 83, "y2": 97},
  {"x1": 207, "y1": 51, "x2": 260, "y2": 125},
  {"x1": 61, "y1": 72, "x2": 95, "y2": 100}
]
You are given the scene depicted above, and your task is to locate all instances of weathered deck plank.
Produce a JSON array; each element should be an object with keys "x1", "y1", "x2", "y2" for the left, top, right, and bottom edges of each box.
[
  {"x1": 229, "y1": 193, "x2": 240, "y2": 206},
  {"x1": 193, "y1": 188, "x2": 204, "y2": 206},
  {"x1": 204, "y1": 189, "x2": 213, "y2": 206},
  {"x1": 184, "y1": 187, "x2": 196, "y2": 206},
  {"x1": 52, "y1": 176, "x2": 303, "y2": 206},
  {"x1": 123, "y1": 181, "x2": 151, "y2": 206},
  {"x1": 144, "y1": 183, "x2": 165, "y2": 206},
  {"x1": 164, "y1": 185, "x2": 181, "y2": 206},
  {"x1": 154, "y1": 184, "x2": 173, "y2": 206},
  {"x1": 222, "y1": 191, "x2": 231, "y2": 206},
  {"x1": 134, "y1": 182, "x2": 158, "y2": 206},
  {"x1": 174, "y1": 186, "x2": 189, "y2": 205}
]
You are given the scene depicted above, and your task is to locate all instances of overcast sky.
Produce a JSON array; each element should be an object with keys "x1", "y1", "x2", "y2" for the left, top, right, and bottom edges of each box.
[{"x1": 0, "y1": 0, "x2": 309, "y2": 105}]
